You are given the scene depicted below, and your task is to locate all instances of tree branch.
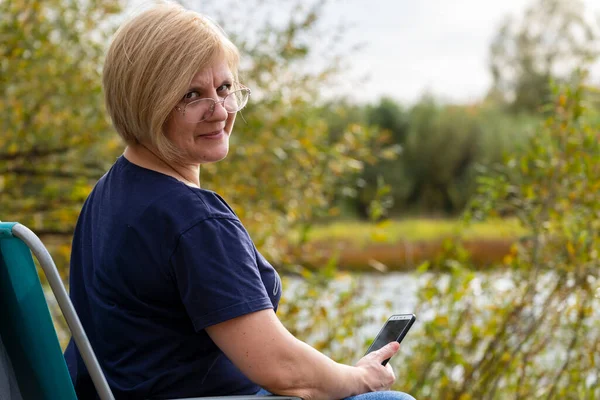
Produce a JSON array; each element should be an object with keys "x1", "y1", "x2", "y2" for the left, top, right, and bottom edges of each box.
[
  {"x1": 544, "y1": 296, "x2": 588, "y2": 400},
  {"x1": 36, "y1": 229, "x2": 74, "y2": 238},
  {"x1": 2, "y1": 167, "x2": 101, "y2": 180},
  {"x1": 0, "y1": 146, "x2": 70, "y2": 161}
]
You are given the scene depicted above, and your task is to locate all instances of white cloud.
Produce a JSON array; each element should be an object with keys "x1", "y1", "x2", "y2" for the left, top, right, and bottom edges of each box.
[{"x1": 323, "y1": 0, "x2": 600, "y2": 104}]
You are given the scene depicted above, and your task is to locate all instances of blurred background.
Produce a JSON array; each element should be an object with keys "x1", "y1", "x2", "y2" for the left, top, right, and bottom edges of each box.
[{"x1": 2, "y1": 0, "x2": 600, "y2": 398}]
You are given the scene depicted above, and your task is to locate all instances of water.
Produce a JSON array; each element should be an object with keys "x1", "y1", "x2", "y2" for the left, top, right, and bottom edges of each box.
[
  {"x1": 283, "y1": 270, "x2": 600, "y2": 349},
  {"x1": 282, "y1": 272, "x2": 423, "y2": 348}
]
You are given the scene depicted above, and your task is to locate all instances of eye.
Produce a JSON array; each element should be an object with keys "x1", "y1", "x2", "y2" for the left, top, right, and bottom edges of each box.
[
  {"x1": 217, "y1": 83, "x2": 232, "y2": 97},
  {"x1": 183, "y1": 90, "x2": 201, "y2": 103}
]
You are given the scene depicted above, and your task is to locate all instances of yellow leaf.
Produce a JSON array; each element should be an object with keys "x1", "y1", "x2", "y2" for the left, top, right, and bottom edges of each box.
[{"x1": 566, "y1": 242, "x2": 575, "y2": 256}]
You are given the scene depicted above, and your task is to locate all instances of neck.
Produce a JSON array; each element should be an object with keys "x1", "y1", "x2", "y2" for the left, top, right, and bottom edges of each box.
[{"x1": 124, "y1": 143, "x2": 201, "y2": 188}]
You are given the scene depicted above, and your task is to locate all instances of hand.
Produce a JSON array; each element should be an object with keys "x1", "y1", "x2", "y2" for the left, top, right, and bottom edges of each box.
[{"x1": 354, "y1": 341, "x2": 399, "y2": 392}]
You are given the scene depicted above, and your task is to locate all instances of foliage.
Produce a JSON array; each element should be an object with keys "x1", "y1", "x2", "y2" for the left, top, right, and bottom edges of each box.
[
  {"x1": 355, "y1": 99, "x2": 408, "y2": 218},
  {"x1": 0, "y1": 0, "x2": 123, "y2": 272},
  {"x1": 397, "y1": 76, "x2": 600, "y2": 398},
  {"x1": 278, "y1": 266, "x2": 374, "y2": 362},
  {"x1": 489, "y1": 0, "x2": 600, "y2": 113},
  {"x1": 1, "y1": 0, "x2": 388, "y2": 273},
  {"x1": 2, "y1": 0, "x2": 392, "y2": 353},
  {"x1": 386, "y1": 97, "x2": 538, "y2": 215},
  {"x1": 304, "y1": 218, "x2": 523, "y2": 245},
  {"x1": 189, "y1": 0, "x2": 389, "y2": 268},
  {"x1": 319, "y1": 95, "x2": 540, "y2": 218},
  {"x1": 188, "y1": 0, "x2": 391, "y2": 352}
]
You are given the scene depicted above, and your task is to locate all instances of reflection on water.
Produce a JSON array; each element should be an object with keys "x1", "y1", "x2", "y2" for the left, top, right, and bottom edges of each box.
[
  {"x1": 283, "y1": 270, "x2": 600, "y2": 349},
  {"x1": 283, "y1": 272, "x2": 422, "y2": 348}
]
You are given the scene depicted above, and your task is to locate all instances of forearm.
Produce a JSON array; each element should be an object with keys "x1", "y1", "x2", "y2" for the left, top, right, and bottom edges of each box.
[
  {"x1": 206, "y1": 310, "x2": 372, "y2": 400},
  {"x1": 260, "y1": 337, "x2": 366, "y2": 400}
]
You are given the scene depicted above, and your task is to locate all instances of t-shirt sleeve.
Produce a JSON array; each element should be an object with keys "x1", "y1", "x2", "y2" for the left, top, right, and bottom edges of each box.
[{"x1": 170, "y1": 217, "x2": 274, "y2": 331}]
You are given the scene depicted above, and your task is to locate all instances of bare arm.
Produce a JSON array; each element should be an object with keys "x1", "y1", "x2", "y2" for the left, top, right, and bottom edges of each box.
[{"x1": 205, "y1": 309, "x2": 399, "y2": 400}]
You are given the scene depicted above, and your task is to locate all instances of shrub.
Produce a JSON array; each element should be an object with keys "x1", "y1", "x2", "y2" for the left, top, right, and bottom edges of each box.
[{"x1": 395, "y1": 75, "x2": 600, "y2": 398}]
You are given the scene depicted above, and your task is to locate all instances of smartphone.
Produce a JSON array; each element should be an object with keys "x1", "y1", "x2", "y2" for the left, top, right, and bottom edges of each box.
[{"x1": 365, "y1": 314, "x2": 416, "y2": 365}]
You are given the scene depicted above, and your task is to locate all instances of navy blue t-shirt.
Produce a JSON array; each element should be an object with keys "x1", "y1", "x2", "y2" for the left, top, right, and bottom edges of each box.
[{"x1": 64, "y1": 156, "x2": 282, "y2": 399}]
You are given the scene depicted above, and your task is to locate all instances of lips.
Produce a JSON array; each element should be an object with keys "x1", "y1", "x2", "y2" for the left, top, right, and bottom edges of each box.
[{"x1": 197, "y1": 129, "x2": 225, "y2": 138}]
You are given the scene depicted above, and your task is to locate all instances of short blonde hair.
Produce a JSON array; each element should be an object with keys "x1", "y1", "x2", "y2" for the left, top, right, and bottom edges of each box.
[{"x1": 103, "y1": 2, "x2": 240, "y2": 161}]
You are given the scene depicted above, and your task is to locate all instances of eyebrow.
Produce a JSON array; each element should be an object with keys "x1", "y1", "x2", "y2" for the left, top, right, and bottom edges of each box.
[{"x1": 188, "y1": 77, "x2": 235, "y2": 91}]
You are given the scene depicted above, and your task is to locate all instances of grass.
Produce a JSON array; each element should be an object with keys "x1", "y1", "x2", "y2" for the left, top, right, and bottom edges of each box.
[
  {"x1": 292, "y1": 218, "x2": 525, "y2": 272},
  {"x1": 304, "y1": 217, "x2": 525, "y2": 246}
]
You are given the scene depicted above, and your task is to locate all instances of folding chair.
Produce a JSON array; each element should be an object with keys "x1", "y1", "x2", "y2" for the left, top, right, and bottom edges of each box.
[{"x1": 0, "y1": 222, "x2": 299, "y2": 400}]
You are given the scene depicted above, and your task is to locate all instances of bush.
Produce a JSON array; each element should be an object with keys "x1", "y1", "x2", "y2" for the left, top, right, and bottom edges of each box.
[{"x1": 394, "y1": 76, "x2": 600, "y2": 398}]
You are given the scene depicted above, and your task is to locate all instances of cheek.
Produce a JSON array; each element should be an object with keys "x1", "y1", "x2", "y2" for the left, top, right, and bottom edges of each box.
[
  {"x1": 225, "y1": 113, "x2": 236, "y2": 133},
  {"x1": 163, "y1": 113, "x2": 179, "y2": 140},
  {"x1": 164, "y1": 116, "x2": 196, "y2": 143}
]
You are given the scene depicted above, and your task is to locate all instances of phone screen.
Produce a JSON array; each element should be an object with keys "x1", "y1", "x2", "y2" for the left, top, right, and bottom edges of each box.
[{"x1": 366, "y1": 314, "x2": 415, "y2": 363}]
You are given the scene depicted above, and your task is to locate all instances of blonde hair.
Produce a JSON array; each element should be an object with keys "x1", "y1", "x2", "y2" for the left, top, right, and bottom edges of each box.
[{"x1": 103, "y1": 1, "x2": 240, "y2": 161}]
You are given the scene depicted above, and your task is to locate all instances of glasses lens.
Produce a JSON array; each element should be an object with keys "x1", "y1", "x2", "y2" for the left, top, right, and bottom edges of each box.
[
  {"x1": 224, "y1": 89, "x2": 250, "y2": 113},
  {"x1": 183, "y1": 99, "x2": 213, "y2": 123},
  {"x1": 180, "y1": 88, "x2": 250, "y2": 122}
]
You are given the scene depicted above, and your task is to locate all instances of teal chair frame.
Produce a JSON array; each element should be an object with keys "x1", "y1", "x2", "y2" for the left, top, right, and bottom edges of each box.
[{"x1": 0, "y1": 222, "x2": 299, "y2": 400}]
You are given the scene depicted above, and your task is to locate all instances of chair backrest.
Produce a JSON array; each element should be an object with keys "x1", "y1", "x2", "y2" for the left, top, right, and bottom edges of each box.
[
  {"x1": 0, "y1": 334, "x2": 23, "y2": 400},
  {"x1": 0, "y1": 222, "x2": 77, "y2": 400}
]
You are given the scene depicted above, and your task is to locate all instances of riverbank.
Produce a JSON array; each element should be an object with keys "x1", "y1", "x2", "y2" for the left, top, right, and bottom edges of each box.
[{"x1": 290, "y1": 218, "x2": 524, "y2": 271}]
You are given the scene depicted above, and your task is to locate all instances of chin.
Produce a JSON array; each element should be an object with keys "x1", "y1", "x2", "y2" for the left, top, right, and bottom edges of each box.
[{"x1": 200, "y1": 146, "x2": 229, "y2": 164}]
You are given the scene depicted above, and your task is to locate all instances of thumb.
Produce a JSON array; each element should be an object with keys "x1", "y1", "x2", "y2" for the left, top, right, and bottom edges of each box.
[{"x1": 372, "y1": 341, "x2": 400, "y2": 362}]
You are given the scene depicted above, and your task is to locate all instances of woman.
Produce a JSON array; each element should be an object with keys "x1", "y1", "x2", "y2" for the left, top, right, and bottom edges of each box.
[{"x1": 64, "y1": 2, "x2": 415, "y2": 400}]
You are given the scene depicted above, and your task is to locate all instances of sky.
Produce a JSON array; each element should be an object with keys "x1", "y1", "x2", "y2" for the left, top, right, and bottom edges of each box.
[
  {"x1": 318, "y1": 0, "x2": 600, "y2": 104},
  {"x1": 125, "y1": 0, "x2": 600, "y2": 106}
]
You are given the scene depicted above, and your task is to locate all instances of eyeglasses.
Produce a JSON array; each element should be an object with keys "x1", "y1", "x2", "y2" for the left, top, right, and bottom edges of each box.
[{"x1": 175, "y1": 86, "x2": 251, "y2": 123}]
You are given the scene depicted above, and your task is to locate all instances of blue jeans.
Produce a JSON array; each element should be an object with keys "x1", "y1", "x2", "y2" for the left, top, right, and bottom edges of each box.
[
  {"x1": 344, "y1": 390, "x2": 416, "y2": 400},
  {"x1": 256, "y1": 388, "x2": 416, "y2": 400}
]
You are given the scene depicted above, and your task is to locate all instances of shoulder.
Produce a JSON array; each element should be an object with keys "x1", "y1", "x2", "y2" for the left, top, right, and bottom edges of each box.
[
  {"x1": 140, "y1": 185, "x2": 239, "y2": 238},
  {"x1": 87, "y1": 156, "x2": 240, "y2": 238}
]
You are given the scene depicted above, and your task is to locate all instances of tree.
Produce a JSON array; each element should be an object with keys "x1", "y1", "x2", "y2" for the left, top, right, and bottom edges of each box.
[
  {"x1": 354, "y1": 98, "x2": 407, "y2": 218},
  {"x1": 397, "y1": 76, "x2": 600, "y2": 399},
  {"x1": 489, "y1": 0, "x2": 600, "y2": 113},
  {"x1": 2, "y1": 0, "x2": 387, "y2": 274},
  {"x1": 374, "y1": 97, "x2": 537, "y2": 216},
  {"x1": 183, "y1": 0, "x2": 388, "y2": 266},
  {"x1": 0, "y1": 0, "x2": 122, "y2": 270}
]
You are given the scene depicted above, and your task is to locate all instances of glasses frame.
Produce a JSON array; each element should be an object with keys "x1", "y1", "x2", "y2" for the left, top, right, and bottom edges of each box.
[{"x1": 174, "y1": 84, "x2": 251, "y2": 123}]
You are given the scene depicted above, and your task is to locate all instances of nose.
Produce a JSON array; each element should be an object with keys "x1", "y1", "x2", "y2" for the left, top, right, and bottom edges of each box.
[{"x1": 205, "y1": 99, "x2": 228, "y2": 121}]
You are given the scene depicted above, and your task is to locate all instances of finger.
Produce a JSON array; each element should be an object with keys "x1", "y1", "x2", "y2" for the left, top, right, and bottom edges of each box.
[
  {"x1": 372, "y1": 341, "x2": 400, "y2": 362},
  {"x1": 385, "y1": 363, "x2": 396, "y2": 380}
]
